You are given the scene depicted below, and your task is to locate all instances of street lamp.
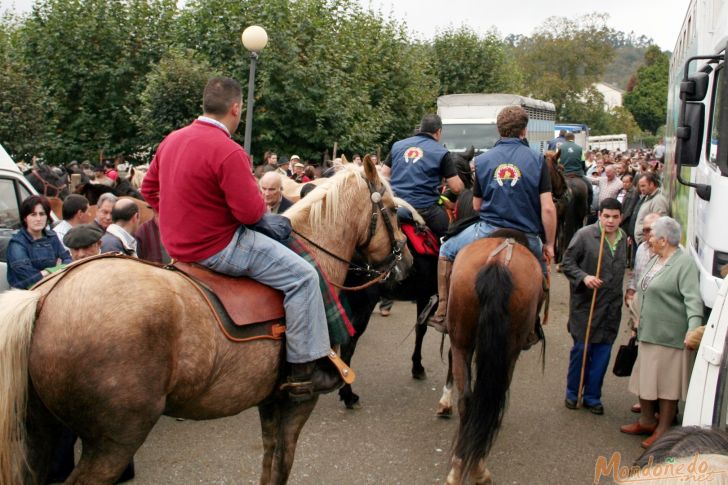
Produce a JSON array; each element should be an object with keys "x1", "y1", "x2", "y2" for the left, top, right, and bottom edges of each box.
[{"x1": 241, "y1": 25, "x2": 268, "y2": 155}]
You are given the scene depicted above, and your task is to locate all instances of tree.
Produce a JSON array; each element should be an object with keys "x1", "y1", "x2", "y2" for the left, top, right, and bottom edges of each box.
[
  {"x1": 623, "y1": 45, "x2": 669, "y2": 134},
  {"x1": 19, "y1": 0, "x2": 179, "y2": 162},
  {"x1": 515, "y1": 14, "x2": 615, "y2": 117},
  {"x1": 431, "y1": 27, "x2": 519, "y2": 96},
  {"x1": 134, "y1": 49, "x2": 218, "y2": 151}
]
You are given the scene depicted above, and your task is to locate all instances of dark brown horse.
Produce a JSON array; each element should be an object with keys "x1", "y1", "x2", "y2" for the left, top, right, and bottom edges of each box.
[
  {"x1": 545, "y1": 150, "x2": 588, "y2": 263},
  {"x1": 444, "y1": 234, "x2": 544, "y2": 484},
  {"x1": 0, "y1": 158, "x2": 412, "y2": 484}
]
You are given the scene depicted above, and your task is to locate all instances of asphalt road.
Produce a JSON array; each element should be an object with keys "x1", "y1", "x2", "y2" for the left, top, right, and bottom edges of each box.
[{"x1": 125, "y1": 268, "x2": 648, "y2": 485}]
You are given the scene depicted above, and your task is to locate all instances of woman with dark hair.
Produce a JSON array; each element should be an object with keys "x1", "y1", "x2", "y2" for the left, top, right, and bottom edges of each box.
[{"x1": 6, "y1": 195, "x2": 71, "y2": 289}]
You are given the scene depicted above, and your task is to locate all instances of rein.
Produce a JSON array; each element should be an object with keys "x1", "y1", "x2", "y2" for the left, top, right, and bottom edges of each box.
[
  {"x1": 291, "y1": 177, "x2": 405, "y2": 291},
  {"x1": 32, "y1": 168, "x2": 67, "y2": 197}
]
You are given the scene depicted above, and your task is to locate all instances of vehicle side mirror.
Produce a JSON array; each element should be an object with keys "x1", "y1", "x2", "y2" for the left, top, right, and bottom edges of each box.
[
  {"x1": 716, "y1": 57, "x2": 728, "y2": 177},
  {"x1": 676, "y1": 102, "x2": 705, "y2": 167},
  {"x1": 681, "y1": 72, "x2": 710, "y2": 102}
]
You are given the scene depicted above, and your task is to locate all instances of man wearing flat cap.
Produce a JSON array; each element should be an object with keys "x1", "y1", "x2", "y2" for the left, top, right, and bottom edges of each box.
[
  {"x1": 291, "y1": 159, "x2": 310, "y2": 183},
  {"x1": 63, "y1": 223, "x2": 104, "y2": 261}
]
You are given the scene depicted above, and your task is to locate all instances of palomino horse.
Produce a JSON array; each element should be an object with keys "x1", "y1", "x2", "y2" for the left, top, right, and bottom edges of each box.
[
  {"x1": 445, "y1": 233, "x2": 544, "y2": 485},
  {"x1": 337, "y1": 147, "x2": 476, "y2": 409},
  {"x1": 0, "y1": 157, "x2": 412, "y2": 485}
]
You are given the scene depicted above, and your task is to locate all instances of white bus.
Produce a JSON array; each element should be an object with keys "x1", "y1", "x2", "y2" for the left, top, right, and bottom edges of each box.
[
  {"x1": 587, "y1": 134, "x2": 628, "y2": 152},
  {"x1": 665, "y1": 0, "x2": 728, "y2": 429},
  {"x1": 437, "y1": 93, "x2": 556, "y2": 154}
]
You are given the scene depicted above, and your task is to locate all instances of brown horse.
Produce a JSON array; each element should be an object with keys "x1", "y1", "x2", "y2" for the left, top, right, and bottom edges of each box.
[
  {"x1": 0, "y1": 157, "x2": 412, "y2": 485},
  {"x1": 444, "y1": 234, "x2": 544, "y2": 485}
]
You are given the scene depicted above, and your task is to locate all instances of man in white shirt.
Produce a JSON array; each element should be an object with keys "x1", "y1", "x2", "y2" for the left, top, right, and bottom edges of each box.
[{"x1": 54, "y1": 194, "x2": 91, "y2": 249}]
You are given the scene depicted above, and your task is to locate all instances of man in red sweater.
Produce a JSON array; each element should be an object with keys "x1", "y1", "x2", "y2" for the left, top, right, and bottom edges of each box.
[{"x1": 141, "y1": 77, "x2": 340, "y2": 401}]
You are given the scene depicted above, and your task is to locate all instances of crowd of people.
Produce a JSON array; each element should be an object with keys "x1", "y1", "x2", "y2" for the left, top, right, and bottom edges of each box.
[{"x1": 4, "y1": 76, "x2": 710, "y2": 467}]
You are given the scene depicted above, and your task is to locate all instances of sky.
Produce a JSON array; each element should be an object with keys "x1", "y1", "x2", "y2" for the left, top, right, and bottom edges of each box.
[{"x1": 1, "y1": 0, "x2": 691, "y2": 51}]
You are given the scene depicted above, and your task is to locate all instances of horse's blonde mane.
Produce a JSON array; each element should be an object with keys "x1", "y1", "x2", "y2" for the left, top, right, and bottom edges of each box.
[{"x1": 286, "y1": 166, "x2": 370, "y2": 232}]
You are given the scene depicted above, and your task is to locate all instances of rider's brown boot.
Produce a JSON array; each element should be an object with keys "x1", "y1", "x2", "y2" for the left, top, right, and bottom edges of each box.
[
  {"x1": 283, "y1": 358, "x2": 343, "y2": 402},
  {"x1": 427, "y1": 258, "x2": 453, "y2": 334}
]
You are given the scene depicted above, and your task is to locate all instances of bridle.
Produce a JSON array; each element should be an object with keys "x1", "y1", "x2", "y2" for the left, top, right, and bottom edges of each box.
[
  {"x1": 292, "y1": 176, "x2": 406, "y2": 291},
  {"x1": 31, "y1": 168, "x2": 67, "y2": 197}
]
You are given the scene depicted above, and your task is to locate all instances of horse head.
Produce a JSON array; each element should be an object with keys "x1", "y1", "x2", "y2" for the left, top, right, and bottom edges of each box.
[
  {"x1": 544, "y1": 150, "x2": 568, "y2": 201},
  {"x1": 451, "y1": 145, "x2": 476, "y2": 190},
  {"x1": 25, "y1": 163, "x2": 70, "y2": 199}
]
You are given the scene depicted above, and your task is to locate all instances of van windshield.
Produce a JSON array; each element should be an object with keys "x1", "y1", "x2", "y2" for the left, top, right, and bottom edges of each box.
[{"x1": 441, "y1": 124, "x2": 499, "y2": 152}]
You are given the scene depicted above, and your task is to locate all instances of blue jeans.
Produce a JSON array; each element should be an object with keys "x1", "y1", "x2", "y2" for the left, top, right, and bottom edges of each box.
[
  {"x1": 439, "y1": 221, "x2": 546, "y2": 274},
  {"x1": 200, "y1": 227, "x2": 330, "y2": 363},
  {"x1": 565, "y1": 341, "x2": 612, "y2": 407}
]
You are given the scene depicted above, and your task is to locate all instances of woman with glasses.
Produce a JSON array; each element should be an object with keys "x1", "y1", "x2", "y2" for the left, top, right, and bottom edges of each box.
[
  {"x1": 621, "y1": 216, "x2": 704, "y2": 448},
  {"x1": 6, "y1": 195, "x2": 71, "y2": 289}
]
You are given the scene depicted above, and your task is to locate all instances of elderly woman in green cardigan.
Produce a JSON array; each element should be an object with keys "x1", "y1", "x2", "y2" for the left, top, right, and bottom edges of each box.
[{"x1": 620, "y1": 216, "x2": 704, "y2": 449}]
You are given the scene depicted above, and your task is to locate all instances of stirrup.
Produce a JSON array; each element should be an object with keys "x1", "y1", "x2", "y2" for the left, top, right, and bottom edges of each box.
[
  {"x1": 280, "y1": 379, "x2": 315, "y2": 402},
  {"x1": 426, "y1": 313, "x2": 448, "y2": 334}
]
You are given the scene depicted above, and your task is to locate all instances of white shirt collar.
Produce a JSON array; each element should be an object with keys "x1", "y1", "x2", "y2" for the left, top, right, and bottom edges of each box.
[{"x1": 197, "y1": 116, "x2": 231, "y2": 137}]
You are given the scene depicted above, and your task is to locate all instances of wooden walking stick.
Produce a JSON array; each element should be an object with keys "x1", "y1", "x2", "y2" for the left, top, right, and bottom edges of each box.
[{"x1": 577, "y1": 226, "x2": 607, "y2": 408}]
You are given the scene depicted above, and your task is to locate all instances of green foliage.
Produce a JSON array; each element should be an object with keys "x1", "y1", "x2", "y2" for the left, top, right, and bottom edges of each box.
[
  {"x1": 134, "y1": 49, "x2": 217, "y2": 152},
  {"x1": 19, "y1": 0, "x2": 178, "y2": 162},
  {"x1": 431, "y1": 27, "x2": 518, "y2": 95},
  {"x1": 623, "y1": 45, "x2": 669, "y2": 134},
  {"x1": 515, "y1": 13, "x2": 615, "y2": 117}
]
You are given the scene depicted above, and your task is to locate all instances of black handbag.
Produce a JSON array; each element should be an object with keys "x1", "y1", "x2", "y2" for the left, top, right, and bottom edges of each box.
[{"x1": 612, "y1": 337, "x2": 638, "y2": 377}]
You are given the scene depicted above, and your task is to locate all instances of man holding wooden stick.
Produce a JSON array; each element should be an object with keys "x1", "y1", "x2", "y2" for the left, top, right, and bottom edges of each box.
[{"x1": 561, "y1": 198, "x2": 627, "y2": 415}]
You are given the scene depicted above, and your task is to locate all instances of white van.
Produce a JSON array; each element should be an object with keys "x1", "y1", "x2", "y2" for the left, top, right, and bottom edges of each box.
[{"x1": 0, "y1": 143, "x2": 43, "y2": 292}]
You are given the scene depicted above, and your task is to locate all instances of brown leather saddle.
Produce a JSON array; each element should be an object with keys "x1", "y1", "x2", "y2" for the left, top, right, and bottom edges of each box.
[{"x1": 173, "y1": 262, "x2": 286, "y2": 342}]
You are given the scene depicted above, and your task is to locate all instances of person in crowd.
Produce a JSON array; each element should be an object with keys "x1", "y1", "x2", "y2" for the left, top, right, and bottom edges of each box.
[
  {"x1": 622, "y1": 217, "x2": 703, "y2": 449},
  {"x1": 54, "y1": 194, "x2": 91, "y2": 249},
  {"x1": 427, "y1": 106, "x2": 556, "y2": 331},
  {"x1": 262, "y1": 151, "x2": 279, "y2": 174},
  {"x1": 619, "y1": 174, "x2": 640, "y2": 266},
  {"x1": 299, "y1": 182, "x2": 317, "y2": 199},
  {"x1": 290, "y1": 162, "x2": 310, "y2": 183},
  {"x1": 378, "y1": 297, "x2": 394, "y2": 317},
  {"x1": 141, "y1": 76, "x2": 340, "y2": 400},
  {"x1": 304, "y1": 165, "x2": 316, "y2": 181},
  {"x1": 64, "y1": 223, "x2": 104, "y2": 261},
  {"x1": 6, "y1": 195, "x2": 71, "y2": 289},
  {"x1": 381, "y1": 113, "x2": 464, "y2": 240},
  {"x1": 93, "y1": 165, "x2": 114, "y2": 186},
  {"x1": 633, "y1": 172, "x2": 669, "y2": 245},
  {"x1": 562, "y1": 198, "x2": 627, "y2": 415},
  {"x1": 653, "y1": 139, "x2": 666, "y2": 163},
  {"x1": 352, "y1": 153, "x2": 362, "y2": 166},
  {"x1": 276, "y1": 156, "x2": 291, "y2": 178},
  {"x1": 94, "y1": 192, "x2": 117, "y2": 231},
  {"x1": 548, "y1": 129, "x2": 567, "y2": 151},
  {"x1": 624, "y1": 212, "x2": 661, "y2": 415},
  {"x1": 100, "y1": 199, "x2": 140, "y2": 256},
  {"x1": 104, "y1": 160, "x2": 119, "y2": 181},
  {"x1": 135, "y1": 211, "x2": 170, "y2": 264},
  {"x1": 591, "y1": 164, "x2": 623, "y2": 205},
  {"x1": 260, "y1": 172, "x2": 293, "y2": 214}
]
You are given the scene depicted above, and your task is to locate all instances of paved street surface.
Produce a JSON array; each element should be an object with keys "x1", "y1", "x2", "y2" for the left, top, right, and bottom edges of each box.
[{"x1": 126, "y1": 268, "x2": 649, "y2": 484}]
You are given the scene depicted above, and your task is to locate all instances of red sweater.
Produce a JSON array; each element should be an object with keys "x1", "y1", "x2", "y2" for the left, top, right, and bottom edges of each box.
[{"x1": 141, "y1": 120, "x2": 266, "y2": 262}]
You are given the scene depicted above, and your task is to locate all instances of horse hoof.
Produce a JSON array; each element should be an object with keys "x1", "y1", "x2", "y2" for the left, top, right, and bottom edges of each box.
[
  {"x1": 344, "y1": 394, "x2": 360, "y2": 410},
  {"x1": 436, "y1": 405, "x2": 452, "y2": 418},
  {"x1": 412, "y1": 367, "x2": 427, "y2": 380}
]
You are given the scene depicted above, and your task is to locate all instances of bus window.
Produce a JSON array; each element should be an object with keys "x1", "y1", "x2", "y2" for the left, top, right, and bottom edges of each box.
[{"x1": 708, "y1": 66, "x2": 722, "y2": 171}]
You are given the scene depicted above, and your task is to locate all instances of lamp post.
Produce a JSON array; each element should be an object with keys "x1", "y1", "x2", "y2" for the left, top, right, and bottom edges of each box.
[{"x1": 241, "y1": 25, "x2": 268, "y2": 155}]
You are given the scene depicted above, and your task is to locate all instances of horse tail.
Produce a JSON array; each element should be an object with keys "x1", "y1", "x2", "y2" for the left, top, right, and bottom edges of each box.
[
  {"x1": 454, "y1": 262, "x2": 513, "y2": 481},
  {"x1": 0, "y1": 290, "x2": 41, "y2": 485}
]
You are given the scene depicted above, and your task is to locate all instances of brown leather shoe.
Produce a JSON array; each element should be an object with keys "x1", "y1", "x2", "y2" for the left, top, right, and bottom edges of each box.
[{"x1": 620, "y1": 421, "x2": 657, "y2": 435}]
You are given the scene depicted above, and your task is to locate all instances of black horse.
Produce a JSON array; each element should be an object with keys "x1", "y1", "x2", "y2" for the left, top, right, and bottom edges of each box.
[
  {"x1": 24, "y1": 164, "x2": 70, "y2": 199},
  {"x1": 338, "y1": 147, "x2": 476, "y2": 409},
  {"x1": 75, "y1": 178, "x2": 144, "y2": 205},
  {"x1": 546, "y1": 150, "x2": 588, "y2": 263}
]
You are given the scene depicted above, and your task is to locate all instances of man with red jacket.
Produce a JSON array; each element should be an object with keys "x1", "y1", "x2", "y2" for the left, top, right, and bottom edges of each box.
[{"x1": 141, "y1": 77, "x2": 340, "y2": 401}]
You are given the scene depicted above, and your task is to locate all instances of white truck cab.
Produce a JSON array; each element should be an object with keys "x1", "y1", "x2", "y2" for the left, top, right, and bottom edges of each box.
[{"x1": 0, "y1": 143, "x2": 42, "y2": 292}]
